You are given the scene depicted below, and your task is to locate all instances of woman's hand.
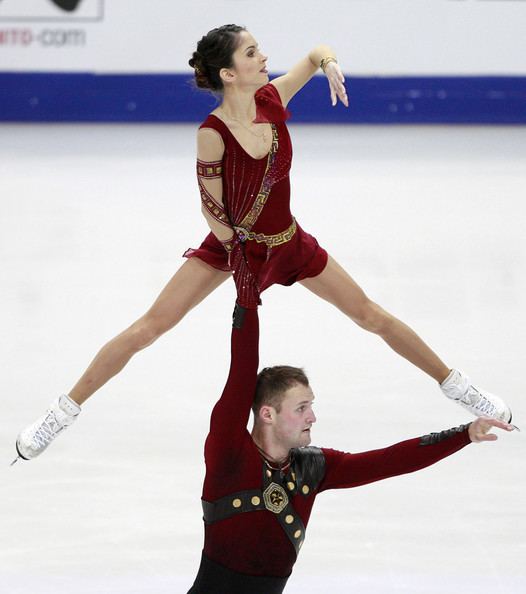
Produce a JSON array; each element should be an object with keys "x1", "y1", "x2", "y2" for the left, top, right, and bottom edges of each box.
[{"x1": 324, "y1": 62, "x2": 348, "y2": 107}]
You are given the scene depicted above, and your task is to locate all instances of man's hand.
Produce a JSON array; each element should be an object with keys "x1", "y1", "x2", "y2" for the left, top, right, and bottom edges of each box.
[{"x1": 468, "y1": 416, "x2": 516, "y2": 443}]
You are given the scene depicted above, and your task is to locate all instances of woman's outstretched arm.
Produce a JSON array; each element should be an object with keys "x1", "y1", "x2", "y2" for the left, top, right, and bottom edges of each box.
[{"x1": 271, "y1": 44, "x2": 349, "y2": 107}]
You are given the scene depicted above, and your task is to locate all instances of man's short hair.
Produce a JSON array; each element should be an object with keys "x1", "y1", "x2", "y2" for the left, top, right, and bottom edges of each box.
[{"x1": 253, "y1": 365, "x2": 309, "y2": 416}]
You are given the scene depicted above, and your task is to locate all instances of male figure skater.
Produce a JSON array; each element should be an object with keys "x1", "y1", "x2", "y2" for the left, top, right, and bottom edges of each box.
[{"x1": 189, "y1": 303, "x2": 514, "y2": 593}]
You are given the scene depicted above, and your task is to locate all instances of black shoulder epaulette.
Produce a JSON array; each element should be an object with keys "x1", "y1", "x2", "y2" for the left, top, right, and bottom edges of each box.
[{"x1": 289, "y1": 446, "x2": 326, "y2": 491}]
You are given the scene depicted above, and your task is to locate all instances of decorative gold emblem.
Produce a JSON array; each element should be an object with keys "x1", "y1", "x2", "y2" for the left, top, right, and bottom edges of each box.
[
  {"x1": 251, "y1": 496, "x2": 261, "y2": 506},
  {"x1": 232, "y1": 498, "x2": 242, "y2": 508},
  {"x1": 302, "y1": 485, "x2": 310, "y2": 495},
  {"x1": 285, "y1": 514, "x2": 294, "y2": 524},
  {"x1": 263, "y1": 482, "x2": 289, "y2": 514}
]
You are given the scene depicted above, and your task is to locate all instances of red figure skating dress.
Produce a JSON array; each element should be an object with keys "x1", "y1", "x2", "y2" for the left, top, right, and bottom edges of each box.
[{"x1": 184, "y1": 83, "x2": 328, "y2": 307}]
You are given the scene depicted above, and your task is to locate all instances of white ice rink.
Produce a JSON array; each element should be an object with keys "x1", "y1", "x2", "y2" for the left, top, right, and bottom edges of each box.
[{"x1": 1, "y1": 123, "x2": 525, "y2": 593}]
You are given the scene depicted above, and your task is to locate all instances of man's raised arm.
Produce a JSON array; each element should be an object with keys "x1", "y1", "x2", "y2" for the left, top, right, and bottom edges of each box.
[{"x1": 205, "y1": 305, "x2": 260, "y2": 468}]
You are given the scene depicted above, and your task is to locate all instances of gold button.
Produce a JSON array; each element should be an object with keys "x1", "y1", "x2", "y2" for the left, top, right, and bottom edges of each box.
[
  {"x1": 251, "y1": 496, "x2": 261, "y2": 506},
  {"x1": 294, "y1": 530, "x2": 302, "y2": 539},
  {"x1": 302, "y1": 485, "x2": 310, "y2": 495},
  {"x1": 285, "y1": 515, "x2": 294, "y2": 524},
  {"x1": 287, "y1": 482, "x2": 295, "y2": 491},
  {"x1": 232, "y1": 498, "x2": 242, "y2": 508}
]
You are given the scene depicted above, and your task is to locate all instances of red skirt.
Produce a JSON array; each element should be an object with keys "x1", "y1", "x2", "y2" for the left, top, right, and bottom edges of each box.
[{"x1": 184, "y1": 222, "x2": 328, "y2": 293}]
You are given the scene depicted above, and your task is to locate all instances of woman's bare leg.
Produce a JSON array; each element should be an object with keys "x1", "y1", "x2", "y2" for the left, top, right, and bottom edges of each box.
[
  {"x1": 69, "y1": 258, "x2": 230, "y2": 404},
  {"x1": 300, "y1": 255, "x2": 450, "y2": 383}
]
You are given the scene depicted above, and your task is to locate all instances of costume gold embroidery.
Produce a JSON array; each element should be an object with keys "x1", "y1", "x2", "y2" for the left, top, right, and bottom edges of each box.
[
  {"x1": 196, "y1": 159, "x2": 231, "y2": 229},
  {"x1": 234, "y1": 218, "x2": 297, "y2": 248},
  {"x1": 196, "y1": 159, "x2": 223, "y2": 179}
]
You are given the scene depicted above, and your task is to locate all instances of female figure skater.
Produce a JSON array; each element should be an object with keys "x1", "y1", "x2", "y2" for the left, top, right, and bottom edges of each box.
[{"x1": 13, "y1": 24, "x2": 511, "y2": 463}]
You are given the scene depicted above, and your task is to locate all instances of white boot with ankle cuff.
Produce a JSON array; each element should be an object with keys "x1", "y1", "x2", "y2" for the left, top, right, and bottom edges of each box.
[
  {"x1": 13, "y1": 394, "x2": 81, "y2": 462},
  {"x1": 440, "y1": 369, "x2": 512, "y2": 422}
]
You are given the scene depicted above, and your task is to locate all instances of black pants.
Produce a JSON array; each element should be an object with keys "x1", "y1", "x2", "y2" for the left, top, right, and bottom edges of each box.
[{"x1": 188, "y1": 553, "x2": 289, "y2": 594}]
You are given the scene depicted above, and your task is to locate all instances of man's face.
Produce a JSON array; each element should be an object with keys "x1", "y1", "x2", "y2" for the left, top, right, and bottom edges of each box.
[{"x1": 273, "y1": 383, "x2": 317, "y2": 450}]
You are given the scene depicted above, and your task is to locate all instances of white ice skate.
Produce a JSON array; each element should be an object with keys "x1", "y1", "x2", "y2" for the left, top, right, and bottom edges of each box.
[
  {"x1": 440, "y1": 369, "x2": 512, "y2": 422},
  {"x1": 12, "y1": 394, "x2": 81, "y2": 464}
]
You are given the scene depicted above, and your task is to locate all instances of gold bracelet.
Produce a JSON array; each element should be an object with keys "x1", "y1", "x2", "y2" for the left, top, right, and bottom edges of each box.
[{"x1": 320, "y1": 56, "x2": 337, "y2": 73}]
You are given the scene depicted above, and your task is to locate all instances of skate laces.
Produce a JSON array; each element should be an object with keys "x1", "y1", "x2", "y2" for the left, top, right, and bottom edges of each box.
[
  {"x1": 30, "y1": 410, "x2": 64, "y2": 449},
  {"x1": 465, "y1": 387, "x2": 496, "y2": 416}
]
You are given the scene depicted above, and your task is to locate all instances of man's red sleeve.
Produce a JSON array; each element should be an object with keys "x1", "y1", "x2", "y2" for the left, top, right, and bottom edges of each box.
[
  {"x1": 319, "y1": 425, "x2": 472, "y2": 491},
  {"x1": 204, "y1": 306, "x2": 259, "y2": 471}
]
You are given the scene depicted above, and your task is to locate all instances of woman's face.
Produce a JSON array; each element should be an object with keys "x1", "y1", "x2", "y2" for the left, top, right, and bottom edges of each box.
[{"x1": 228, "y1": 30, "x2": 268, "y2": 88}]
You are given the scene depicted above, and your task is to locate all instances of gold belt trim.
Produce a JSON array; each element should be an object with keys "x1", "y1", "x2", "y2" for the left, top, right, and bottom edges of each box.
[{"x1": 234, "y1": 218, "x2": 297, "y2": 248}]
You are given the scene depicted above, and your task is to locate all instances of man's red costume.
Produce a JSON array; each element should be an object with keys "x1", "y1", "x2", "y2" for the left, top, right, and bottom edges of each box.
[{"x1": 188, "y1": 305, "x2": 472, "y2": 593}]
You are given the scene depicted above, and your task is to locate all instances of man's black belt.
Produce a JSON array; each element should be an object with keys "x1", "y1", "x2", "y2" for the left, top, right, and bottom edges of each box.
[
  {"x1": 187, "y1": 552, "x2": 288, "y2": 594},
  {"x1": 202, "y1": 484, "x2": 307, "y2": 556}
]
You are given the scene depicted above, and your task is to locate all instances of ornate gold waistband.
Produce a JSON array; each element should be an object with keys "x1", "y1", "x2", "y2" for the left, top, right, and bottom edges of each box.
[{"x1": 234, "y1": 218, "x2": 297, "y2": 248}]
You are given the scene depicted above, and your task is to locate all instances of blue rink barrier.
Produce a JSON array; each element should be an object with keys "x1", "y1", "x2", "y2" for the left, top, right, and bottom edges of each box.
[{"x1": 0, "y1": 72, "x2": 525, "y2": 123}]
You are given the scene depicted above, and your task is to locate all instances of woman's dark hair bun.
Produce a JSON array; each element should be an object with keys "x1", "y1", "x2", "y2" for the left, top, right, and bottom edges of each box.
[
  {"x1": 189, "y1": 24, "x2": 246, "y2": 92},
  {"x1": 188, "y1": 51, "x2": 211, "y2": 90}
]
